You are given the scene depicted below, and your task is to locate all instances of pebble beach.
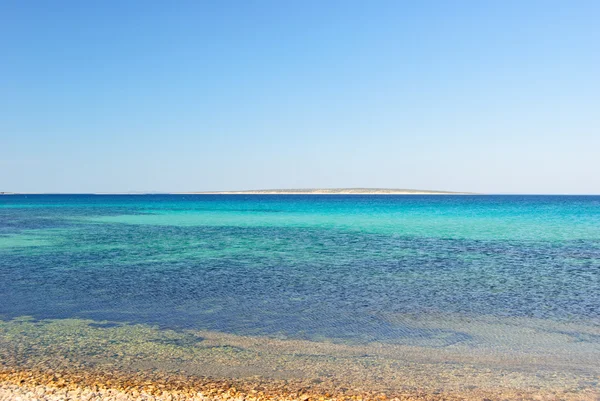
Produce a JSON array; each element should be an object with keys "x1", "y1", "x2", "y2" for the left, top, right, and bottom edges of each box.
[{"x1": 2, "y1": 368, "x2": 600, "y2": 401}]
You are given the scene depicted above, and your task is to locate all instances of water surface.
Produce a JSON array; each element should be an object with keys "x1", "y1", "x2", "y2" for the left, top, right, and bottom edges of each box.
[{"x1": 1, "y1": 195, "x2": 599, "y2": 396}]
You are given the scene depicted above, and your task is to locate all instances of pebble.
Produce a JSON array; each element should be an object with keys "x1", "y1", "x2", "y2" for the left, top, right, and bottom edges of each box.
[{"x1": 1, "y1": 368, "x2": 599, "y2": 401}]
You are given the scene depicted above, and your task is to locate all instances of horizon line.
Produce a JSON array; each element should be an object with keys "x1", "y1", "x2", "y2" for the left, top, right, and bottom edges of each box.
[{"x1": 3, "y1": 191, "x2": 600, "y2": 196}]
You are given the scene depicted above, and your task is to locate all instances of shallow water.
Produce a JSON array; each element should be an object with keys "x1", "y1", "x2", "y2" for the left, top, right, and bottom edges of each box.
[{"x1": 1, "y1": 195, "x2": 600, "y2": 396}]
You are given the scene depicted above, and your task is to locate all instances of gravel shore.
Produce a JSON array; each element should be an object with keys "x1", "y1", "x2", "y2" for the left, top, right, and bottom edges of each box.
[
  {"x1": 2, "y1": 369, "x2": 600, "y2": 401},
  {"x1": 0, "y1": 382, "x2": 201, "y2": 401}
]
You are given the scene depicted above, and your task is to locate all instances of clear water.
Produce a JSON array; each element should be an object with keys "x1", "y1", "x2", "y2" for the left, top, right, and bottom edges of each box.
[{"x1": 1, "y1": 195, "x2": 600, "y2": 395}]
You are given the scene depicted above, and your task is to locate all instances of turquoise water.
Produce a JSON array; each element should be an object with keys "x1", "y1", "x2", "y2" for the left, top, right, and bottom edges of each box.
[
  {"x1": 3, "y1": 194, "x2": 600, "y2": 397},
  {"x1": 2, "y1": 194, "x2": 600, "y2": 345}
]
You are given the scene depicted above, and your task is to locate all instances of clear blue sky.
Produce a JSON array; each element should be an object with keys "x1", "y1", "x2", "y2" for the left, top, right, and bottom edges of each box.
[{"x1": 1, "y1": 1, "x2": 599, "y2": 193}]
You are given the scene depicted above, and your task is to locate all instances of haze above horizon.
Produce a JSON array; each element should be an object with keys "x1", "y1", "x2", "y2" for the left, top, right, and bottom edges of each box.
[{"x1": 1, "y1": 1, "x2": 599, "y2": 194}]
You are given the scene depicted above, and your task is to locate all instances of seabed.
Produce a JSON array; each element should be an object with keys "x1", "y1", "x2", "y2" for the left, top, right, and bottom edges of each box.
[{"x1": 1, "y1": 317, "x2": 599, "y2": 401}]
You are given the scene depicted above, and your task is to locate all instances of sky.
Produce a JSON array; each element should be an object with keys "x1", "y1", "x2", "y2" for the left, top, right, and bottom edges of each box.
[{"x1": 1, "y1": 1, "x2": 599, "y2": 194}]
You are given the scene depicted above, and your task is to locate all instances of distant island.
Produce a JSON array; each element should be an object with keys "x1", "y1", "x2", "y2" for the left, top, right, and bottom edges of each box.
[
  {"x1": 1, "y1": 189, "x2": 474, "y2": 195},
  {"x1": 189, "y1": 188, "x2": 472, "y2": 195}
]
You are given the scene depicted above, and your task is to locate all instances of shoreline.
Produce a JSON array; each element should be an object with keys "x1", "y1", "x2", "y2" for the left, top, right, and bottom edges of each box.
[
  {"x1": 182, "y1": 192, "x2": 470, "y2": 195},
  {"x1": 2, "y1": 317, "x2": 599, "y2": 401},
  {"x1": 183, "y1": 188, "x2": 471, "y2": 195},
  {"x1": 2, "y1": 368, "x2": 597, "y2": 401}
]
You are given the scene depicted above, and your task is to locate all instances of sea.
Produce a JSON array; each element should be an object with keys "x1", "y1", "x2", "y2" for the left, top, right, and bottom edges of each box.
[{"x1": 1, "y1": 194, "x2": 599, "y2": 398}]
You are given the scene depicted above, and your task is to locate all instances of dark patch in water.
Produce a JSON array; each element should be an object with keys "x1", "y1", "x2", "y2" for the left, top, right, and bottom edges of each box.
[{"x1": 88, "y1": 322, "x2": 121, "y2": 329}]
